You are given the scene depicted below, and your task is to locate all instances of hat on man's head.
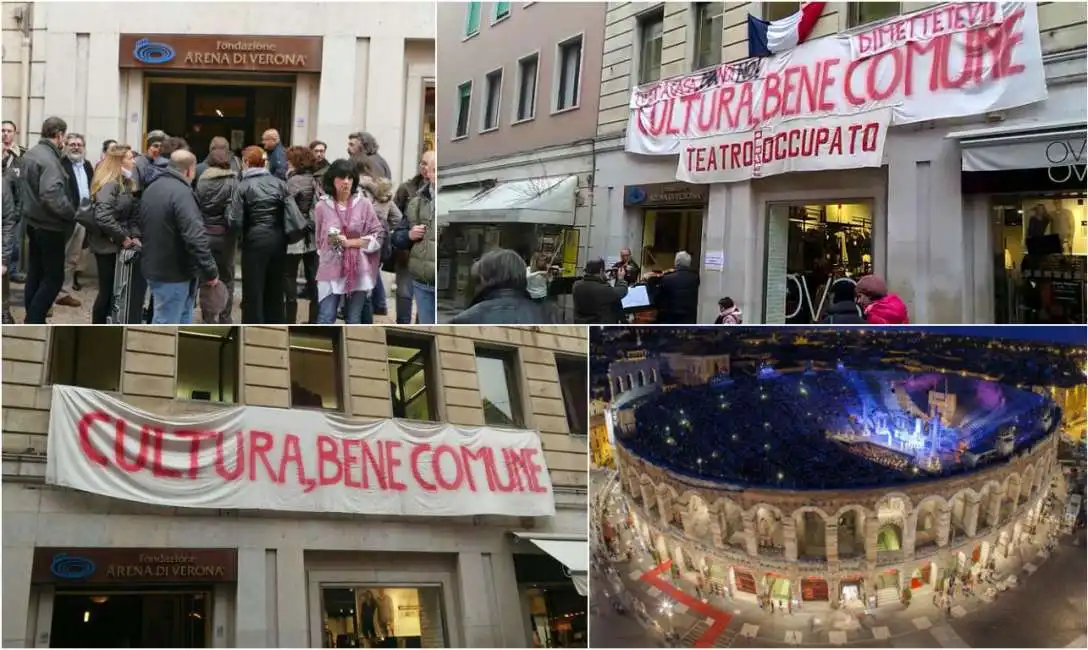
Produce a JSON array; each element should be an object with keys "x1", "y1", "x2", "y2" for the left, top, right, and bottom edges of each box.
[{"x1": 855, "y1": 274, "x2": 887, "y2": 298}]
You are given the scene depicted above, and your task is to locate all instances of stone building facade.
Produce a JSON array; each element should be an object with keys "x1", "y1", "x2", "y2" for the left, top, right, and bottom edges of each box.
[
  {"x1": 613, "y1": 427, "x2": 1060, "y2": 609},
  {"x1": 2, "y1": 325, "x2": 589, "y2": 648}
]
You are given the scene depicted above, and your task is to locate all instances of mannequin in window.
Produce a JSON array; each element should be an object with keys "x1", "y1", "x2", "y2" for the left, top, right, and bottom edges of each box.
[{"x1": 1025, "y1": 203, "x2": 1052, "y2": 241}]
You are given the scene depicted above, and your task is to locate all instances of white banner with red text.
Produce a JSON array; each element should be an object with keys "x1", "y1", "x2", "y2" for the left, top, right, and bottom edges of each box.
[
  {"x1": 676, "y1": 109, "x2": 891, "y2": 184},
  {"x1": 45, "y1": 385, "x2": 557, "y2": 517},
  {"x1": 626, "y1": 1, "x2": 1046, "y2": 159}
]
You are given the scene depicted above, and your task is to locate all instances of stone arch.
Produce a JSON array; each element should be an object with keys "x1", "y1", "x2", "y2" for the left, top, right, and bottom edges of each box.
[
  {"x1": 681, "y1": 491, "x2": 712, "y2": 540},
  {"x1": 1001, "y1": 472, "x2": 1023, "y2": 522},
  {"x1": 651, "y1": 368, "x2": 659, "y2": 383},
  {"x1": 912, "y1": 495, "x2": 946, "y2": 550},
  {"x1": 1022, "y1": 463, "x2": 1037, "y2": 504},
  {"x1": 876, "y1": 522, "x2": 903, "y2": 551},
  {"x1": 613, "y1": 376, "x2": 622, "y2": 396},
  {"x1": 712, "y1": 497, "x2": 746, "y2": 549},
  {"x1": 749, "y1": 503, "x2": 786, "y2": 551},
  {"x1": 977, "y1": 480, "x2": 1003, "y2": 530},
  {"x1": 948, "y1": 487, "x2": 979, "y2": 537},
  {"x1": 638, "y1": 370, "x2": 647, "y2": 387},
  {"x1": 832, "y1": 504, "x2": 868, "y2": 558},
  {"x1": 875, "y1": 492, "x2": 915, "y2": 517},
  {"x1": 792, "y1": 506, "x2": 830, "y2": 560}
]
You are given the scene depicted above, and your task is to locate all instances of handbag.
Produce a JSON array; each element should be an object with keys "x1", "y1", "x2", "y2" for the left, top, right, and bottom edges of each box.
[{"x1": 282, "y1": 190, "x2": 308, "y2": 245}]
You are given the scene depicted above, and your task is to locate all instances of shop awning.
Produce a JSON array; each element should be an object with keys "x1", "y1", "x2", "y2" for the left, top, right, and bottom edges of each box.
[
  {"x1": 437, "y1": 187, "x2": 486, "y2": 219},
  {"x1": 947, "y1": 119, "x2": 1086, "y2": 172},
  {"x1": 513, "y1": 532, "x2": 588, "y2": 596},
  {"x1": 445, "y1": 176, "x2": 578, "y2": 225}
]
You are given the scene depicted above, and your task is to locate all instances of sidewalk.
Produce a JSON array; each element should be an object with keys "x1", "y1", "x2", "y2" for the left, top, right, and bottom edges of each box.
[{"x1": 603, "y1": 526, "x2": 1058, "y2": 647}]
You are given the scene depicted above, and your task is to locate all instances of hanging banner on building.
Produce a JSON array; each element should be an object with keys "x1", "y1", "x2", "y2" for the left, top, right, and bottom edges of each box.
[
  {"x1": 676, "y1": 109, "x2": 891, "y2": 183},
  {"x1": 45, "y1": 385, "x2": 557, "y2": 518},
  {"x1": 626, "y1": 1, "x2": 1046, "y2": 158}
]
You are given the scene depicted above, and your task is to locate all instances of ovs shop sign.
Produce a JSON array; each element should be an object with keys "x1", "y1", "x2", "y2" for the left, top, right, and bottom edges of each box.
[{"x1": 1046, "y1": 136, "x2": 1087, "y2": 184}]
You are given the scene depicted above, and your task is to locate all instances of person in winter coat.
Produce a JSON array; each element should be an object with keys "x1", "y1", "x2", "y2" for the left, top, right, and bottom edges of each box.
[
  {"x1": 451, "y1": 248, "x2": 557, "y2": 324},
  {"x1": 714, "y1": 297, "x2": 743, "y2": 324},
  {"x1": 133, "y1": 130, "x2": 166, "y2": 189},
  {"x1": 357, "y1": 159, "x2": 400, "y2": 318},
  {"x1": 573, "y1": 258, "x2": 628, "y2": 324},
  {"x1": 86, "y1": 144, "x2": 140, "y2": 324},
  {"x1": 193, "y1": 136, "x2": 242, "y2": 186},
  {"x1": 195, "y1": 148, "x2": 240, "y2": 323},
  {"x1": 229, "y1": 146, "x2": 300, "y2": 323},
  {"x1": 312, "y1": 158, "x2": 384, "y2": 324},
  {"x1": 647, "y1": 251, "x2": 700, "y2": 324},
  {"x1": 820, "y1": 279, "x2": 865, "y2": 325},
  {"x1": 18, "y1": 116, "x2": 76, "y2": 323},
  {"x1": 2, "y1": 164, "x2": 18, "y2": 323},
  {"x1": 283, "y1": 146, "x2": 320, "y2": 324},
  {"x1": 348, "y1": 131, "x2": 392, "y2": 180},
  {"x1": 261, "y1": 129, "x2": 288, "y2": 180},
  {"x1": 856, "y1": 274, "x2": 910, "y2": 324},
  {"x1": 138, "y1": 151, "x2": 219, "y2": 324},
  {"x1": 390, "y1": 152, "x2": 428, "y2": 323},
  {"x1": 391, "y1": 150, "x2": 436, "y2": 323}
]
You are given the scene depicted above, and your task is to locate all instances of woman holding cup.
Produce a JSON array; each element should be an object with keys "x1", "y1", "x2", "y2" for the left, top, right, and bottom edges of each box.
[{"x1": 313, "y1": 158, "x2": 384, "y2": 323}]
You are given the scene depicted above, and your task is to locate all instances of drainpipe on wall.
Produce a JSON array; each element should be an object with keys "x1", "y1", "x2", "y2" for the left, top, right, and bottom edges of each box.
[{"x1": 15, "y1": 5, "x2": 32, "y2": 148}]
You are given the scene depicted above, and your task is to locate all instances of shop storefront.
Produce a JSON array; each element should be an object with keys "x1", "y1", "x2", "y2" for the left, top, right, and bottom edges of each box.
[
  {"x1": 619, "y1": 183, "x2": 709, "y2": 274},
  {"x1": 6, "y1": 385, "x2": 586, "y2": 648},
  {"x1": 31, "y1": 548, "x2": 236, "y2": 648},
  {"x1": 591, "y1": 2, "x2": 1082, "y2": 324},
  {"x1": 437, "y1": 177, "x2": 582, "y2": 315}
]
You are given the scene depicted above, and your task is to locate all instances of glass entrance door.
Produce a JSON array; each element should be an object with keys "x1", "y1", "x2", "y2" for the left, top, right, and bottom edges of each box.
[
  {"x1": 50, "y1": 590, "x2": 210, "y2": 648},
  {"x1": 764, "y1": 201, "x2": 874, "y2": 324},
  {"x1": 320, "y1": 586, "x2": 448, "y2": 648}
]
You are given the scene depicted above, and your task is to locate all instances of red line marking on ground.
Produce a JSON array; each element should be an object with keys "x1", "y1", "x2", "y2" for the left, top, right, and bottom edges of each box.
[{"x1": 639, "y1": 560, "x2": 733, "y2": 648}]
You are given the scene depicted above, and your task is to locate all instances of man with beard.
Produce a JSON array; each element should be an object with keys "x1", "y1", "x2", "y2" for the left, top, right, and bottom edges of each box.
[
  {"x1": 55, "y1": 133, "x2": 95, "y2": 308},
  {"x1": 348, "y1": 131, "x2": 392, "y2": 180},
  {"x1": 18, "y1": 116, "x2": 76, "y2": 323}
]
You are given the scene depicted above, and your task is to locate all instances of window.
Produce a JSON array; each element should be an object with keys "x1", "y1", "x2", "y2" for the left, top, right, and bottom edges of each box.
[
  {"x1": 455, "y1": 81, "x2": 472, "y2": 139},
  {"x1": 49, "y1": 327, "x2": 123, "y2": 391},
  {"x1": 288, "y1": 327, "x2": 342, "y2": 410},
  {"x1": 465, "y1": 1, "x2": 482, "y2": 36},
  {"x1": 693, "y1": 2, "x2": 724, "y2": 70},
  {"x1": 321, "y1": 586, "x2": 448, "y2": 648},
  {"x1": 556, "y1": 356, "x2": 588, "y2": 436},
  {"x1": 847, "y1": 2, "x2": 900, "y2": 27},
  {"x1": 638, "y1": 8, "x2": 665, "y2": 84},
  {"x1": 555, "y1": 35, "x2": 583, "y2": 111},
  {"x1": 494, "y1": 1, "x2": 511, "y2": 21},
  {"x1": 474, "y1": 347, "x2": 524, "y2": 427},
  {"x1": 387, "y1": 333, "x2": 438, "y2": 421},
  {"x1": 764, "y1": 1, "x2": 799, "y2": 22},
  {"x1": 176, "y1": 327, "x2": 238, "y2": 402},
  {"x1": 482, "y1": 68, "x2": 503, "y2": 131},
  {"x1": 515, "y1": 53, "x2": 539, "y2": 122}
]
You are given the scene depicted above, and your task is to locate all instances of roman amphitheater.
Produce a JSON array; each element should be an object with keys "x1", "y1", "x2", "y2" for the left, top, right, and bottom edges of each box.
[{"x1": 605, "y1": 351, "x2": 1067, "y2": 611}]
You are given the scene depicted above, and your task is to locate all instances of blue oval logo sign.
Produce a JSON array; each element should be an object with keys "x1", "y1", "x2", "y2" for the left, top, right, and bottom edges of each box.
[
  {"x1": 625, "y1": 187, "x2": 648, "y2": 205},
  {"x1": 51, "y1": 553, "x2": 96, "y2": 580},
  {"x1": 133, "y1": 39, "x2": 176, "y2": 65}
]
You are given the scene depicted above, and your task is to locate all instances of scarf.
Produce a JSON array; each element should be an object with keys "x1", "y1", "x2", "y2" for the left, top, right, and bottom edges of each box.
[{"x1": 328, "y1": 193, "x2": 372, "y2": 294}]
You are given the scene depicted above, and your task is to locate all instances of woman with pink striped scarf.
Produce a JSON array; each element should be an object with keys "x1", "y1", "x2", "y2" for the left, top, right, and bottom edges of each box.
[{"x1": 313, "y1": 158, "x2": 384, "y2": 323}]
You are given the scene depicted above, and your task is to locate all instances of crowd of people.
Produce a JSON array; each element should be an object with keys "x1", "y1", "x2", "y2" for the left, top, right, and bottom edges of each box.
[
  {"x1": 622, "y1": 368, "x2": 1054, "y2": 491},
  {"x1": 2, "y1": 118, "x2": 436, "y2": 324}
]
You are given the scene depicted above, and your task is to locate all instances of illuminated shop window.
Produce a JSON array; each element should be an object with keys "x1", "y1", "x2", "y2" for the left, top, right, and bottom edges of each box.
[
  {"x1": 49, "y1": 327, "x2": 123, "y2": 391},
  {"x1": 321, "y1": 586, "x2": 448, "y2": 648},
  {"x1": 176, "y1": 326, "x2": 238, "y2": 403},
  {"x1": 288, "y1": 327, "x2": 343, "y2": 410}
]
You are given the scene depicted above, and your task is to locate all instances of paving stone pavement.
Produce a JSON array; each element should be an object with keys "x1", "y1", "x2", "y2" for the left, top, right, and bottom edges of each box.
[{"x1": 602, "y1": 531, "x2": 1061, "y2": 647}]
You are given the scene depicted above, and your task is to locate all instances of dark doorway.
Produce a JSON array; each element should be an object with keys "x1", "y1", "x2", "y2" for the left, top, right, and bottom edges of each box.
[
  {"x1": 50, "y1": 591, "x2": 209, "y2": 648},
  {"x1": 146, "y1": 81, "x2": 293, "y2": 160}
]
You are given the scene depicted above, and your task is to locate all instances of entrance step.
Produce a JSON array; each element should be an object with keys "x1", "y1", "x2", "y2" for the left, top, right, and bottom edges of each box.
[{"x1": 876, "y1": 586, "x2": 900, "y2": 607}]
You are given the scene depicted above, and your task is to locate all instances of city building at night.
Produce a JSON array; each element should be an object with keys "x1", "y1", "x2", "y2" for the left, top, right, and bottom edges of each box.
[
  {"x1": 593, "y1": 327, "x2": 1086, "y2": 645},
  {"x1": 2, "y1": 326, "x2": 588, "y2": 649}
]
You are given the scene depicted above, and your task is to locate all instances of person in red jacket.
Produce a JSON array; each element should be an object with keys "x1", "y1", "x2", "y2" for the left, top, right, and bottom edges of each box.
[{"x1": 855, "y1": 274, "x2": 910, "y2": 324}]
